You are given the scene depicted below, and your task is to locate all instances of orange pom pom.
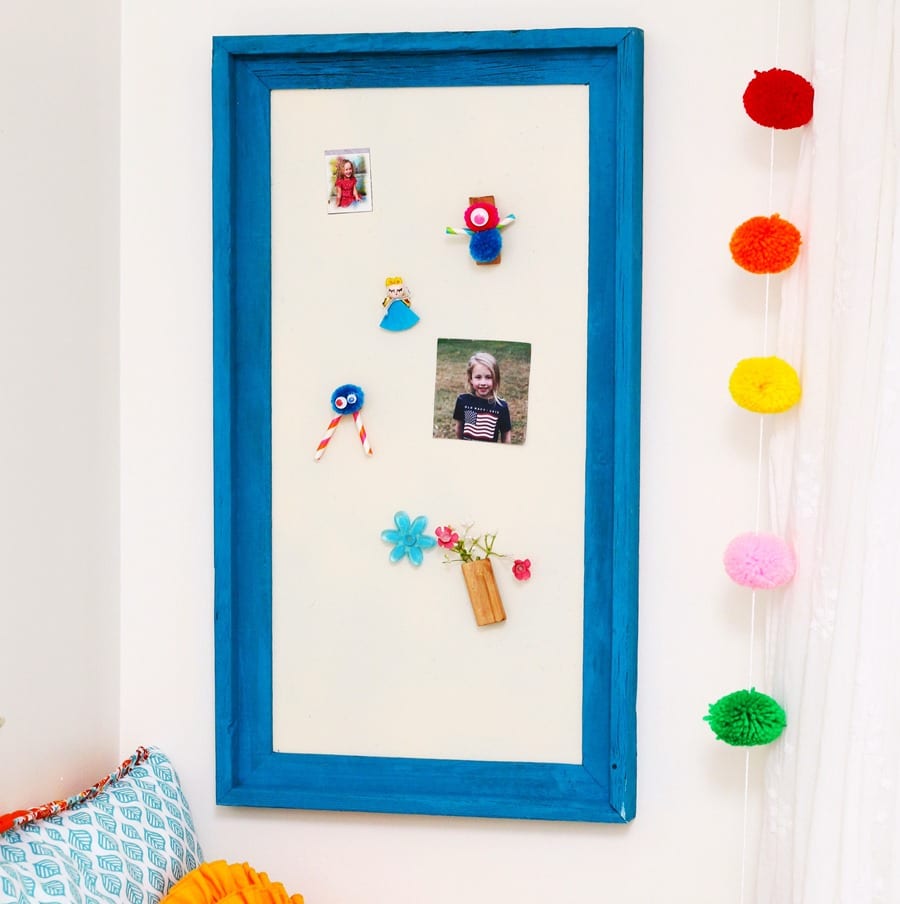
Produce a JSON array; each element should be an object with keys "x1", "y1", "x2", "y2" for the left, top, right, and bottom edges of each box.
[{"x1": 730, "y1": 214, "x2": 801, "y2": 274}]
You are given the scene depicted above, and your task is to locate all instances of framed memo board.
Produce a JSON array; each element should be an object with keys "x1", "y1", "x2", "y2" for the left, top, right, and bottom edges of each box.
[{"x1": 213, "y1": 28, "x2": 643, "y2": 823}]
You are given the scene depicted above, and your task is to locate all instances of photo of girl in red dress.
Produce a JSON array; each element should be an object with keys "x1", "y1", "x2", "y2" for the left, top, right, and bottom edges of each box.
[{"x1": 325, "y1": 148, "x2": 372, "y2": 214}]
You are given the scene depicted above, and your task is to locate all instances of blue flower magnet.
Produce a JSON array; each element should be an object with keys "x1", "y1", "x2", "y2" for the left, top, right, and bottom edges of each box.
[
  {"x1": 446, "y1": 195, "x2": 516, "y2": 265},
  {"x1": 381, "y1": 511, "x2": 437, "y2": 566},
  {"x1": 314, "y1": 383, "x2": 373, "y2": 461}
]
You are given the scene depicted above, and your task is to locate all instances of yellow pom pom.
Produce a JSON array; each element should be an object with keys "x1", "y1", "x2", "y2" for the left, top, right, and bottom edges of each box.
[{"x1": 729, "y1": 356, "x2": 801, "y2": 413}]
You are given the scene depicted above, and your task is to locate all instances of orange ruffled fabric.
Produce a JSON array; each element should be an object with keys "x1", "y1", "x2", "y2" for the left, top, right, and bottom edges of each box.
[{"x1": 162, "y1": 861, "x2": 304, "y2": 904}]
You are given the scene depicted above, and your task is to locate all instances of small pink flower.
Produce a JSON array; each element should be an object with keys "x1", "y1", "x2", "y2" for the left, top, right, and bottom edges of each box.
[
  {"x1": 512, "y1": 559, "x2": 531, "y2": 581},
  {"x1": 435, "y1": 525, "x2": 459, "y2": 549}
]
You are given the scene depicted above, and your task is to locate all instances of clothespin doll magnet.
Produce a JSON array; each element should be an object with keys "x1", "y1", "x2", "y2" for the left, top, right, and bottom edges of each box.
[
  {"x1": 379, "y1": 276, "x2": 420, "y2": 332},
  {"x1": 314, "y1": 383, "x2": 373, "y2": 461},
  {"x1": 446, "y1": 195, "x2": 516, "y2": 265}
]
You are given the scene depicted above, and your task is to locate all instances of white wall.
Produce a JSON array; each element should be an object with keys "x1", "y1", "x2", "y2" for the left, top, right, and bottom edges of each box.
[
  {"x1": 0, "y1": 0, "x2": 120, "y2": 807},
  {"x1": 116, "y1": 2, "x2": 810, "y2": 903}
]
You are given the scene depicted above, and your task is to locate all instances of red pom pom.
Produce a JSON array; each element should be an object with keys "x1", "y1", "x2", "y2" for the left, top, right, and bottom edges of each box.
[
  {"x1": 464, "y1": 203, "x2": 500, "y2": 232},
  {"x1": 743, "y1": 68, "x2": 814, "y2": 129}
]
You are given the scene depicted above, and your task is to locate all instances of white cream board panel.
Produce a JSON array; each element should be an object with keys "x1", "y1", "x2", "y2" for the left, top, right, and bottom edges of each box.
[{"x1": 270, "y1": 84, "x2": 589, "y2": 762}]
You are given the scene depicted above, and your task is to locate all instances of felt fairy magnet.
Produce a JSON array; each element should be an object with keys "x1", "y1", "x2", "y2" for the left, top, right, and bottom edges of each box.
[
  {"x1": 446, "y1": 195, "x2": 516, "y2": 265},
  {"x1": 379, "y1": 276, "x2": 420, "y2": 332},
  {"x1": 314, "y1": 383, "x2": 373, "y2": 461}
]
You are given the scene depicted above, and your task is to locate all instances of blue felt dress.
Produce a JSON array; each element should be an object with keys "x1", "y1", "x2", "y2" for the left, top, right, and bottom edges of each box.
[{"x1": 380, "y1": 300, "x2": 420, "y2": 332}]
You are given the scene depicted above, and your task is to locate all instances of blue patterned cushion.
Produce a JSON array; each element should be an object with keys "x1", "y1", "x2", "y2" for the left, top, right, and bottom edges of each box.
[{"x1": 0, "y1": 749, "x2": 201, "y2": 904}]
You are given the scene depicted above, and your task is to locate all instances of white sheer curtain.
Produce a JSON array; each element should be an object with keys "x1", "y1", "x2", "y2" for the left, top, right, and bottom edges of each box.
[{"x1": 757, "y1": 2, "x2": 900, "y2": 902}]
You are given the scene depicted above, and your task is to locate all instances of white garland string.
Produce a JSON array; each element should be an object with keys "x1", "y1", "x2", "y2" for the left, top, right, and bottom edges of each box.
[{"x1": 740, "y1": 4, "x2": 782, "y2": 902}]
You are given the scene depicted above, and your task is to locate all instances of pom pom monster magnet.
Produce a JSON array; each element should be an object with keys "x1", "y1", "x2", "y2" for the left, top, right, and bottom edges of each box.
[
  {"x1": 313, "y1": 383, "x2": 373, "y2": 461},
  {"x1": 446, "y1": 195, "x2": 516, "y2": 265}
]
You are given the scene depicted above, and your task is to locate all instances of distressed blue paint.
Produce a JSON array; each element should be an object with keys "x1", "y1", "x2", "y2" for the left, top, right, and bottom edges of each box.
[{"x1": 213, "y1": 28, "x2": 643, "y2": 823}]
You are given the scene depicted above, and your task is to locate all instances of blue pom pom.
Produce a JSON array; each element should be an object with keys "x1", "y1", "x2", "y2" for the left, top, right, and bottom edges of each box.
[
  {"x1": 331, "y1": 383, "x2": 365, "y2": 414},
  {"x1": 469, "y1": 229, "x2": 502, "y2": 264}
]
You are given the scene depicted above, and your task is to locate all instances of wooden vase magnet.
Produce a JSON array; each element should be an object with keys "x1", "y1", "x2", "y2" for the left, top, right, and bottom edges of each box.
[{"x1": 461, "y1": 558, "x2": 506, "y2": 626}]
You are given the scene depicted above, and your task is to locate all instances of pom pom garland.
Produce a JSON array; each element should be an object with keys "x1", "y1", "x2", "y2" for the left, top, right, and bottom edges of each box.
[
  {"x1": 705, "y1": 688, "x2": 786, "y2": 746},
  {"x1": 730, "y1": 214, "x2": 802, "y2": 274},
  {"x1": 704, "y1": 64, "x2": 809, "y2": 758},
  {"x1": 729, "y1": 356, "x2": 801, "y2": 413},
  {"x1": 743, "y1": 68, "x2": 814, "y2": 129},
  {"x1": 724, "y1": 532, "x2": 796, "y2": 589}
]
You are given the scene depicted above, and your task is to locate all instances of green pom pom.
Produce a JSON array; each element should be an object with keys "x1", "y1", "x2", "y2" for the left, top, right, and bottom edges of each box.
[{"x1": 704, "y1": 688, "x2": 786, "y2": 746}]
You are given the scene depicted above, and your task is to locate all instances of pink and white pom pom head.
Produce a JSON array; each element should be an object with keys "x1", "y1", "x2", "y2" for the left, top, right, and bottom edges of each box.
[
  {"x1": 723, "y1": 532, "x2": 796, "y2": 590},
  {"x1": 464, "y1": 202, "x2": 500, "y2": 232}
]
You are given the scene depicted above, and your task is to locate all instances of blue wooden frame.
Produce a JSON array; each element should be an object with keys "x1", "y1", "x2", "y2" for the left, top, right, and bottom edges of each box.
[{"x1": 213, "y1": 28, "x2": 642, "y2": 823}]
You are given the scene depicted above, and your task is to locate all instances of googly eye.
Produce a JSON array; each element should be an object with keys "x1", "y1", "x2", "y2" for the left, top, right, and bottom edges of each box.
[
  {"x1": 333, "y1": 395, "x2": 348, "y2": 410},
  {"x1": 346, "y1": 393, "x2": 358, "y2": 405},
  {"x1": 463, "y1": 202, "x2": 500, "y2": 232}
]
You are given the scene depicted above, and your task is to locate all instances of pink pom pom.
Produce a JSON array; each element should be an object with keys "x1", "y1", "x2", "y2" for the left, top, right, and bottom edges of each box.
[{"x1": 723, "y1": 533, "x2": 796, "y2": 589}]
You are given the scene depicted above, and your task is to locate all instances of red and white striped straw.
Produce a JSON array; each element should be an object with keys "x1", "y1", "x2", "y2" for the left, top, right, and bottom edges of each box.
[
  {"x1": 314, "y1": 414, "x2": 342, "y2": 461},
  {"x1": 352, "y1": 410, "x2": 372, "y2": 456}
]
